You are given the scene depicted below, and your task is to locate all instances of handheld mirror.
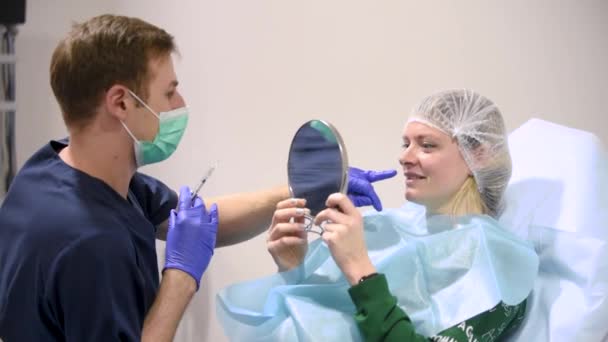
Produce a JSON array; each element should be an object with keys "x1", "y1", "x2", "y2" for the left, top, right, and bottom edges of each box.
[{"x1": 287, "y1": 120, "x2": 348, "y2": 234}]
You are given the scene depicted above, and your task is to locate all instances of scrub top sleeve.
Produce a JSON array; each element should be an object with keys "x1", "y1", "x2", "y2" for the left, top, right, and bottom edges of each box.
[
  {"x1": 45, "y1": 234, "x2": 146, "y2": 342},
  {"x1": 131, "y1": 172, "x2": 178, "y2": 226}
]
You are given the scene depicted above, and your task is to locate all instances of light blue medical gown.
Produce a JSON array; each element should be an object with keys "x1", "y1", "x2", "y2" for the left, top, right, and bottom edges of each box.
[{"x1": 217, "y1": 203, "x2": 539, "y2": 341}]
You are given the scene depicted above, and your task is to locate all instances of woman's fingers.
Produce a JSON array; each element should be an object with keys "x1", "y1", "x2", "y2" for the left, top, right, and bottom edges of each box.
[
  {"x1": 272, "y1": 206, "x2": 310, "y2": 224},
  {"x1": 325, "y1": 193, "x2": 358, "y2": 216},
  {"x1": 268, "y1": 222, "x2": 307, "y2": 241},
  {"x1": 320, "y1": 222, "x2": 340, "y2": 239},
  {"x1": 276, "y1": 198, "x2": 307, "y2": 210},
  {"x1": 271, "y1": 198, "x2": 310, "y2": 226},
  {"x1": 267, "y1": 235, "x2": 307, "y2": 253},
  {"x1": 313, "y1": 193, "x2": 361, "y2": 226},
  {"x1": 314, "y1": 206, "x2": 347, "y2": 227}
]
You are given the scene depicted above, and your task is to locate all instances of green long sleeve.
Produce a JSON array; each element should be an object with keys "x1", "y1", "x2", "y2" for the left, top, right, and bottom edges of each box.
[{"x1": 348, "y1": 274, "x2": 526, "y2": 342}]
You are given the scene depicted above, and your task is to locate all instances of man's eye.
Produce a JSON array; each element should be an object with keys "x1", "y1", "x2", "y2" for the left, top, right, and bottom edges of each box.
[
  {"x1": 422, "y1": 143, "x2": 436, "y2": 149},
  {"x1": 401, "y1": 143, "x2": 410, "y2": 149}
]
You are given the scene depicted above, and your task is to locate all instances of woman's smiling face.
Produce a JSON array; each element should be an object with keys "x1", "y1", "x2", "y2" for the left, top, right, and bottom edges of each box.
[{"x1": 399, "y1": 121, "x2": 471, "y2": 213}]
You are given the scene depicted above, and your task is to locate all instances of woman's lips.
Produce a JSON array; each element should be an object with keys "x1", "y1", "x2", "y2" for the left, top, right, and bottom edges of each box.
[{"x1": 404, "y1": 172, "x2": 426, "y2": 185}]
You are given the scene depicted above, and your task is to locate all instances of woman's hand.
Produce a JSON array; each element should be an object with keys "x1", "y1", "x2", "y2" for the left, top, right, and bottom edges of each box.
[
  {"x1": 314, "y1": 193, "x2": 376, "y2": 285},
  {"x1": 267, "y1": 198, "x2": 310, "y2": 272}
]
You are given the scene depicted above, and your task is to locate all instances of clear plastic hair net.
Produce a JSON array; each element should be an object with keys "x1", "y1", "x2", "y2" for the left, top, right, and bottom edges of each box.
[{"x1": 409, "y1": 89, "x2": 512, "y2": 217}]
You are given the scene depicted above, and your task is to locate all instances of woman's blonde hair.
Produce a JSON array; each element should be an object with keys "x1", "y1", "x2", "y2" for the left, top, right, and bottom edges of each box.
[
  {"x1": 444, "y1": 147, "x2": 511, "y2": 218},
  {"x1": 449, "y1": 176, "x2": 488, "y2": 217}
]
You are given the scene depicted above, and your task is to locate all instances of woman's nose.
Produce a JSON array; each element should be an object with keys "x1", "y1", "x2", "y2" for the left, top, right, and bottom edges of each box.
[{"x1": 399, "y1": 146, "x2": 416, "y2": 166}]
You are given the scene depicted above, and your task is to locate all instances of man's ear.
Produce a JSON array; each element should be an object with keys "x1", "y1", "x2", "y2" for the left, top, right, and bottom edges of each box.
[{"x1": 104, "y1": 85, "x2": 131, "y2": 121}]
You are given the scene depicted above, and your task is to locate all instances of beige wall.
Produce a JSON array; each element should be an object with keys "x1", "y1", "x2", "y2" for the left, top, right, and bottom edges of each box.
[
  {"x1": 15, "y1": 0, "x2": 608, "y2": 341},
  {"x1": 15, "y1": 0, "x2": 119, "y2": 166}
]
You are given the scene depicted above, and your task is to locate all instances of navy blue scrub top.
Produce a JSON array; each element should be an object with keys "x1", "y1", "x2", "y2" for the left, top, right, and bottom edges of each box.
[{"x1": 0, "y1": 140, "x2": 177, "y2": 341}]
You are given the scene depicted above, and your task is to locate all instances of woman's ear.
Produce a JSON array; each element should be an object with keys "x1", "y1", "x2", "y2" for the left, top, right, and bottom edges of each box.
[{"x1": 468, "y1": 144, "x2": 489, "y2": 171}]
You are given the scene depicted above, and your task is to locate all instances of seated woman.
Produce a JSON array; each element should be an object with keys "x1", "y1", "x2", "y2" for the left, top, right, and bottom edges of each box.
[{"x1": 218, "y1": 89, "x2": 539, "y2": 341}]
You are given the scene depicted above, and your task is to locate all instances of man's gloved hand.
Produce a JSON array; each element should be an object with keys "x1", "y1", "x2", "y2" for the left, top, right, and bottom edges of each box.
[
  {"x1": 164, "y1": 186, "x2": 218, "y2": 290},
  {"x1": 347, "y1": 167, "x2": 397, "y2": 211}
]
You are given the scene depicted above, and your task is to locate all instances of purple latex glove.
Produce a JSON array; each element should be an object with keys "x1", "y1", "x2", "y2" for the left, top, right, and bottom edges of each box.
[
  {"x1": 347, "y1": 167, "x2": 397, "y2": 211},
  {"x1": 164, "y1": 186, "x2": 218, "y2": 290}
]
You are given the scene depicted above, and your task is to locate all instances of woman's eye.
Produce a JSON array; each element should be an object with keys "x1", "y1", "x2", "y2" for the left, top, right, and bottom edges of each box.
[
  {"x1": 166, "y1": 91, "x2": 175, "y2": 99},
  {"x1": 422, "y1": 143, "x2": 436, "y2": 149},
  {"x1": 401, "y1": 143, "x2": 410, "y2": 149}
]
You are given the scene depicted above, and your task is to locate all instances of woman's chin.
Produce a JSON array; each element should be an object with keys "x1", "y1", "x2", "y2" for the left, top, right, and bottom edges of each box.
[
  {"x1": 405, "y1": 192, "x2": 422, "y2": 204},
  {"x1": 405, "y1": 188, "x2": 417, "y2": 198}
]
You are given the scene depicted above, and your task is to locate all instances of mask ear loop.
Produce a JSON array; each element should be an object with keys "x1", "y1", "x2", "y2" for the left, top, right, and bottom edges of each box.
[
  {"x1": 121, "y1": 90, "x2": 156, "y2": 167},
  {"x1": 127, "y1": 90, "x2": 161, "y2": 119},
  {"x1": 121, "y1": 121, "x2": 139, "y2": 142}
]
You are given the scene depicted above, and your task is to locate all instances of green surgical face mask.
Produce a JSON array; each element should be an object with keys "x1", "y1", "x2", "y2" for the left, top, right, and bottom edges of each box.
[{"x1": 121, "y1": 90, "x2": 189, "y2": 167}]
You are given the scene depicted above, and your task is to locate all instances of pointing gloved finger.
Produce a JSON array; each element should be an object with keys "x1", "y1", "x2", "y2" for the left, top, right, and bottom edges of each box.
[{"x1": 367, "y1": 169, "x2": 398, "y2": 182}]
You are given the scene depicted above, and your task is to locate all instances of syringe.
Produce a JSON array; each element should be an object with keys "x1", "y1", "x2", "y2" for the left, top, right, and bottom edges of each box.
[{"x1": 190, "y1": 162, "x2": 218, "y2": 203}]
